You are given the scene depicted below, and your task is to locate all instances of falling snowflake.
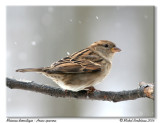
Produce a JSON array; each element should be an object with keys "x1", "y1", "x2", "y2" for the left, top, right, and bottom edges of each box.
[
  {"x1": 69, "y1": 19, "x2": 73, "y2": 22},
  {"x1": 31, "y1": 41, "x2": 36, "y2": 46},
  {"x1": 7, "y1": 98, "x2": 12, "y2": 102},
  {"x1": 14, "y1": 42, "x2": 17, "y2": 45},
  {"x1": 96, "y1": 16, "x2": 99, "y2": 20},
  {"x1": 67, "y1": 52, "x2": 70, "y2": 56}
]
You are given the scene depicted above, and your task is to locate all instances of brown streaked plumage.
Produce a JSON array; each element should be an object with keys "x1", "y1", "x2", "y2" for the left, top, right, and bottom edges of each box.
[{"x1": 16, "y1": 40, "x2": 121, "y2": 91}]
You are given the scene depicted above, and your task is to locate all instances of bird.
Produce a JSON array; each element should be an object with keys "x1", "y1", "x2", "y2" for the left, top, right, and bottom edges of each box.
[{"x1": 16, "y1": 40, "x2": 121, "y2": 92}]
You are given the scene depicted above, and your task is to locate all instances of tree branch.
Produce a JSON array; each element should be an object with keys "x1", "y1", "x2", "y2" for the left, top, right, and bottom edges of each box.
[{"x1": 6, "y1": 77, "x2": 154, "y2": 102}]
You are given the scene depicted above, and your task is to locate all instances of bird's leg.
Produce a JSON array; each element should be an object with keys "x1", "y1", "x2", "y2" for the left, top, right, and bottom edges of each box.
[
  {"x1": 64, "y1": 89, "x2": 68, "y2": 96},
  {"x1": 85, "y1": 86, "x2": 97, "y2": 94}
]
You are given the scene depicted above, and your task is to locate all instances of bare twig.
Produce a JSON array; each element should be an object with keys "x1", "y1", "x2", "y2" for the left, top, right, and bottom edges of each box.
[{"x1": 6, "y1": 77, "x2": 154, "y2": 102}]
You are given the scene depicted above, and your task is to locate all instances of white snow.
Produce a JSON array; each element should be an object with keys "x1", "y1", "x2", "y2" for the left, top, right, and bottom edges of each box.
[
  {"x1": 31, "y1": 41, "x2": 36, "y2": 46},
  {"x1": 67, "y1": 52, "x2": 70, "y2": 56},
  {"x1": 7, "y1": 98, "x2": 12, "y2": 102},
  {"x1": 69, "y1": 19, "x2": 73, "y2": 22},
  {"x1": 14, "y1": 42, "x2": 17, "y2": 45}
]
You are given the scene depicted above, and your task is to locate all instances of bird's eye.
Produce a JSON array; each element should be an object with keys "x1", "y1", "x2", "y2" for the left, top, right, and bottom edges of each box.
[{"x1": 104, "y1": 44, "x2": 109, "y2": 47}]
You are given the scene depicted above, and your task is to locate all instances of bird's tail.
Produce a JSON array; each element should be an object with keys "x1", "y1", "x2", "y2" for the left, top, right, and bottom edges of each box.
[{"x1": 16, "y1": 68, "x2": 44, "y2": 73}]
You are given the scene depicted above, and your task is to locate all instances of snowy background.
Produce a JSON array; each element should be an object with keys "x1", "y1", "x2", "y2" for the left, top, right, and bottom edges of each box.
[{"x1": 7, "y1": 6, "x2": 154, "y2": 117}]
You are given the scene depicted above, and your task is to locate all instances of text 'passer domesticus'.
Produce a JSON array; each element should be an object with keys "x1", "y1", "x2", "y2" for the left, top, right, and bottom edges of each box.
[{"x1": 16, "y1": 40, "x2": 121, "y2": 92}]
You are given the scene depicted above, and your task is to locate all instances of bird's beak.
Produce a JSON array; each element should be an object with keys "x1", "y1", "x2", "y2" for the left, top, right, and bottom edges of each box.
[{"x1": 111, "y1": 47, "x2": 121, "y2": 53}]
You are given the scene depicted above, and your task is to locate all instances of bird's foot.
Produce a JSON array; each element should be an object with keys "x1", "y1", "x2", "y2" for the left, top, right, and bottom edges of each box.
[
  {"x1": 85, "y1": 86, "x2": 98, "y2": 94},
  {"x1": 64, "y1": 89, "x2": 68, "y2": 96}
]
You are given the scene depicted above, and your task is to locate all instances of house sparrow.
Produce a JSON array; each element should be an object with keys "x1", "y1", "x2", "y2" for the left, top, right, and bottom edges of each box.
[{"x1": 16, "y1": 40, "x2": 121, "y2": 92}]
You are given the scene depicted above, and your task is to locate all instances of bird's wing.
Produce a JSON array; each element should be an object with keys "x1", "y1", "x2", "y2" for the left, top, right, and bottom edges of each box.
[{"x1": 44, "y1": 59, "x2": 101, "y2": 74}]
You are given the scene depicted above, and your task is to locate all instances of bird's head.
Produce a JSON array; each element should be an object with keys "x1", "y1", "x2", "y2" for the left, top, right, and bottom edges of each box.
[{"x1": 89, "y1": 40, "x2": 121, "y2": 60}]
